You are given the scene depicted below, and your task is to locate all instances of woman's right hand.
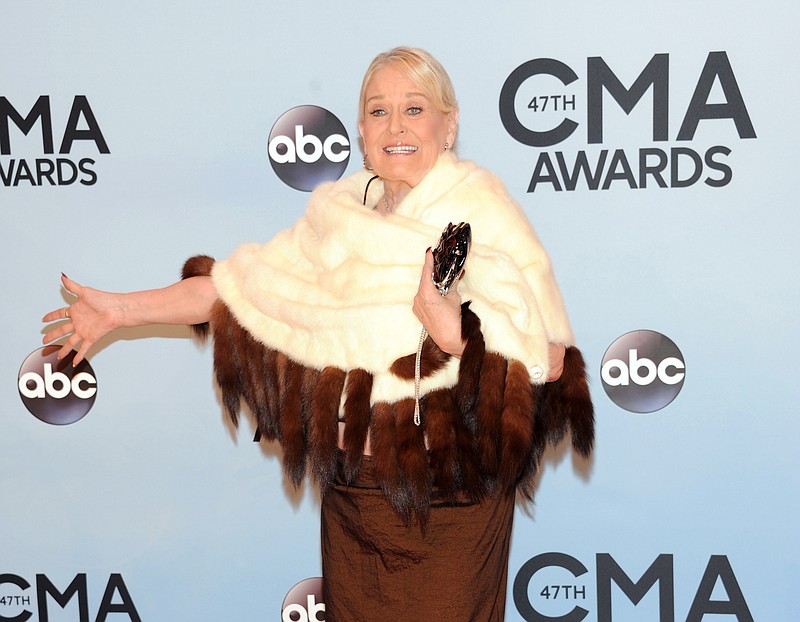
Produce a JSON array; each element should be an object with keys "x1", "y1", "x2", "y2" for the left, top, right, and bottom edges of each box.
[
  {"x1": 42, "y1": 274, "x2": 124, "y2": 365},
  {"x1": 41, "y1": 273, "x2": 217, "y2": 366}
]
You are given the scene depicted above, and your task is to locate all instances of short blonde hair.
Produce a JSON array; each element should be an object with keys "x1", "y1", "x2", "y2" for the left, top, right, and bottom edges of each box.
[{"x1": 358, "y1": 47, "x2": 458, "y2": 122}]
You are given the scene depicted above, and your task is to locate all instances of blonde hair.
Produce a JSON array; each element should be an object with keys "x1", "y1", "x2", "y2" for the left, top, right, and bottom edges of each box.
[{"x1": 358, "y1": 47, "x2": 458, "y2": 122}]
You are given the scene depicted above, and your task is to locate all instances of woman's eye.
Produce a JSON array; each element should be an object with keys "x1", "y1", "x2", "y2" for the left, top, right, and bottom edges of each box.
[
  {"x1": 369, "y1": 108, "x2": 386, "y2": 117},
  {"x1": 407, "y1": 106, "x2": 422, "y2": 115}
]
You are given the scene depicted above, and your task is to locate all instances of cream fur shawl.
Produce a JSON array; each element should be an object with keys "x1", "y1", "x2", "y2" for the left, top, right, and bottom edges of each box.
[{"x1": 211, "y1": 152, "x2": 573, "y2": 403}]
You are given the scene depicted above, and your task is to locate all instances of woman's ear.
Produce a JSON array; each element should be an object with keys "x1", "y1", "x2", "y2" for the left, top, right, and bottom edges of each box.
[{"x1": 447, "y1": 109, "x2": 459, "y2": 147}]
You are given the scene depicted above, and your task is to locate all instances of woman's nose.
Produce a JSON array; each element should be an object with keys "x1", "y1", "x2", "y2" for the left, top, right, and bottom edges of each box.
[{"x1": 387, "y1": 113, "x2": 405, "y2": 136}]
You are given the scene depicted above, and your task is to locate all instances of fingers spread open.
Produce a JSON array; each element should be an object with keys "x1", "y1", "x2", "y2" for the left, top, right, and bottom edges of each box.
[{"x1": 42, "y1": 322, "x2": 72, "y2": 345}]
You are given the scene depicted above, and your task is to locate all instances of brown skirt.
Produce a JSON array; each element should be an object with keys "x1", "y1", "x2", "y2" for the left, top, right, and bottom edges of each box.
[{"x1": 321, "y1": 453, "x2": 515, "y2": 621}]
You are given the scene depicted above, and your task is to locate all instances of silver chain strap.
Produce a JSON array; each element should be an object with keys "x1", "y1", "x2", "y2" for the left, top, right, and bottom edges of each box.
[{"x1": 413, "y1": 326, "x2": 427, "y2": 426}]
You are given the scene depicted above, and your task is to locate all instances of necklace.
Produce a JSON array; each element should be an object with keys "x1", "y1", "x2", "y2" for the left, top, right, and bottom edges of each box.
[{"x1": 361, "y1": 176, "x2": 392, "y2": 213}]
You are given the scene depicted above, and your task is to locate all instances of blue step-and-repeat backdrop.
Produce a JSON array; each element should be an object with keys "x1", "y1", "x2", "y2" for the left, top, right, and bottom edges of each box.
[{"x1": 2, "y1": 2, "x2": 797, "y2": 620}]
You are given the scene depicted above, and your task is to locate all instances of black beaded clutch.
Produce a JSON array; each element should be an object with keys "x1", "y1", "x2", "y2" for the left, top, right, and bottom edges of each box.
[{"x1": 431, "y1": 222, "x2": 471, "y2": 296}]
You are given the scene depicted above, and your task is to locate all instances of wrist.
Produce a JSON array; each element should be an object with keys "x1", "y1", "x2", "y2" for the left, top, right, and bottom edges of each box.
[
  {"x1": 114, "y1": 293, "x2": 136, "y2": 329},
  {"x1": 443, "y1": 337, "x2": 466, "y2": 359}
]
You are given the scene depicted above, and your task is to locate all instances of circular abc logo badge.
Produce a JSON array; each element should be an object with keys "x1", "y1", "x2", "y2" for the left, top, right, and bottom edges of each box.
[
  {"x1": 281, "y1": 577, "x2": 325, "y2": 622},
  {"x1": 268, "y1": 105, "x2": 350, "y2": 192},
  {"x1": 18, "y1": 346, "x2": 98, "y2": 425},
  {"x1": 601, "y1": 330, "x2": 685, "y2": 413}
]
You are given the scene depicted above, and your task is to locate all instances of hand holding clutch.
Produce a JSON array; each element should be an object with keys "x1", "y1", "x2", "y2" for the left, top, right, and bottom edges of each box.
[{"x1": 431, "y1": 222, "x2": 471, "y2": 296}]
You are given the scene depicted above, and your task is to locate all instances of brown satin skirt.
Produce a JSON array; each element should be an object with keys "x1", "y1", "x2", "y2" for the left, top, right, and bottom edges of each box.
[{"x1": 321, "y1": 453, "x2": 515, "y2": 621}]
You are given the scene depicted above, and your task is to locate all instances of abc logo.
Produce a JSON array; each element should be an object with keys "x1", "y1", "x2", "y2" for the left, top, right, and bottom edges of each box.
[
  {"x1": 281, "y1": 577, "x2": 325, "y2": 622},
  {"x1": 18, "y1": 346, "x2": 98, "y2": 425},
  {"x1": 268, "y1": 105, "x2": 350, "y2": 192},
  {"x1": 601, "y1": 330, "x2": 685, "y2": 413}
]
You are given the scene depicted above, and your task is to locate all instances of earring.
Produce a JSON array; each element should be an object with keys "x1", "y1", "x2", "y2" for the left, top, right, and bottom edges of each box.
[
  {"x1": 363, "y1": 154, "x2": 373, "y2": 172},
  {"x1": 444, "y1": 142, "x2": 450, "y2": 151}
]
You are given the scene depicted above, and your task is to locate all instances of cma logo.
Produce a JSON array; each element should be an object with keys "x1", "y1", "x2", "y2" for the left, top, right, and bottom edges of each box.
[
  {"x1": 499, "y1": 52, "x2": 756, "y2": 192},
  {"x1": 513, "y1": 552, "x2": 754, "y2": 622},
  {"x1": 601, "y1": 330, "x2": 685, "y2": 413},
  {"x1": 0, "y1": 573, "x2": 140, "y2": 622},
  {"x1": 0, "y1": 95, "x2": 109, "y2": 187},
  {"x1": 18, "y1": 347, "x2": 98, "y2": 425},
  {"x1": 281, "y1": 578, "x2": 325, "y2": 622},
  {"x1": 499, "y1": 51, "x2": 755, "y2": 147},
  {"x1": 267, "y1": 105, "x2": 350, "y2": 192}
]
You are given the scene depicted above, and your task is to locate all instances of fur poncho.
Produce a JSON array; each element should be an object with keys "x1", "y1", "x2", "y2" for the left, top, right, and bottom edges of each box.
[{"x1": 184, "y1": 153, "x2": 593, "y2": 526}]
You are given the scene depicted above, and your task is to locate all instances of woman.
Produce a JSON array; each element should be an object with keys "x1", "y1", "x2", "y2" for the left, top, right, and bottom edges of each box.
[{"x1": 43, "y1": 47, "x2": 593, "y2": 621}]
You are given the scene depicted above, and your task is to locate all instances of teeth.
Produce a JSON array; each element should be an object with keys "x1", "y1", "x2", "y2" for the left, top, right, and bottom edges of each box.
[{"x1": 385, "y1": 145, "x2": 417, "y2": 154}]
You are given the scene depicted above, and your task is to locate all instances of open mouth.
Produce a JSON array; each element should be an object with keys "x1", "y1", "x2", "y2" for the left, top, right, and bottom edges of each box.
[{"x1": 384, "y1": 145, "x2": 418, "y2": 155}]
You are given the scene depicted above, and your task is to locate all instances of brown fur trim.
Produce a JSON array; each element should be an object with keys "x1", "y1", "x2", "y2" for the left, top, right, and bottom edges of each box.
[
  {"x1": 300, "y1": 366, "x2": 322, "y2": 454},
  {"x1": 498, "y1": 360, "x2": 535, "y2": 492},
  {"x1": 238, "y1": 327, "x2": 264, "y2": 414},
  {"x1": 389, "y1": 335, "x2": 451, "y2": 380},
  {"x1": 538, "y1": 371, "x2": 567, "y2": 449},
  {"x1": 452, "y1": 405, "x2": 485, "y2": 502},
  {"x1": 195, "y1": 278, "x2": 594, "y2": 524},
  {"x1": 248, "y1": 346, "x2": 281, "y2": 442},
  {"x1": 560, "y1": 346, "x2": 594, "y2": 457},
  {"x1": 394, "y1": 399, "x2": 431, "y2": 528},
  {"x1": 369, "y1": 402, "x2": 410, "y2": 522},
  {"x1": 423, "y1": 388, "x2": 459, "y2": 497},
  {"x1": 263, "y1": 347, "x2": 283, "y2": 439},
  {"x1": 210, "y1": 300, "x2": 242, "y2": 425},
  {"x1": 307, "y1": 367, "x2": 346, "y2": 491},
  {"x1": 279, "y1": 359, "x2": 307, "y2": 487},
  {"x1": 234, "y1": 325, "x2": 268, "y2": 434},
  {"x1": 239, "y1": 330, "x2": 268, "y2": 429},
  {"x1": 340, "y1": 369, "x2": 373, "y2": 482},
  {"x1": 475, "y1": 352, "x2": 507, "y2": 486},
  {"x1": 300, "y1": 366, "x2": 322, "y2": 425},
  {"x1": 254, "y1": 347, "x2": 278, "y2": 441},
  {"x1": 273, "y1": 351, "x2": 289, "y2": 423},
  {"x1": 527, "y1": 385, "x2": 546, "y2": 465},
  {"x1": 518, "y1": 383, "x2": 545, "y2": 497},
  {"x1": 182, "y1": 254, "x2": 215, "y2": 279},
  {"x1": 455, "y1": 302, "x2": 484, "y2": 433},
  {"x1": 181, "y1": 255, "x2": 215, "y2": 339}
]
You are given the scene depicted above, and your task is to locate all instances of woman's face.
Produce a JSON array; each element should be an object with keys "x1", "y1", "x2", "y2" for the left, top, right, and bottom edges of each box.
[{"x1": 359, "y1": 64, "x2": 458, "y2": 190}]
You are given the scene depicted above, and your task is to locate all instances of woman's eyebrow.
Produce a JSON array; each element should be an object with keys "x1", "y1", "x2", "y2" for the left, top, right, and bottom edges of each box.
[{"x1": 366, "y1": 91, "x2": 429, "y2": 104}]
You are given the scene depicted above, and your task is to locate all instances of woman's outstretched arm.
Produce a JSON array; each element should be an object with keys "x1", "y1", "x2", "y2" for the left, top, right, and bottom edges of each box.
[{"x1": 42, "y1": 274, "x2": 218, "y2": 365}]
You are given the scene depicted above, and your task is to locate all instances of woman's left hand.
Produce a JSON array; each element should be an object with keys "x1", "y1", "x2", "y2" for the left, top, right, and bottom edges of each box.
[{"x1": 413, "y1": 248, "x2": 465, "y2": 357}]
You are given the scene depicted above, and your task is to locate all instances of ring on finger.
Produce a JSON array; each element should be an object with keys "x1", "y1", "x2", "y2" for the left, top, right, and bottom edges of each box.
[{"x1": 64, "y1": 307, "x2": 70, "y2": 318}]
